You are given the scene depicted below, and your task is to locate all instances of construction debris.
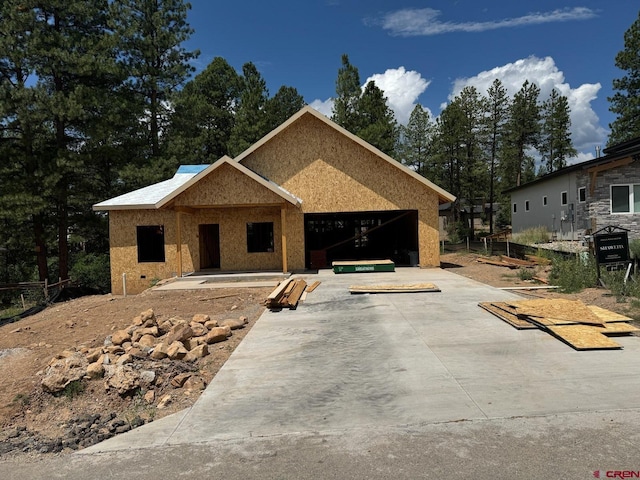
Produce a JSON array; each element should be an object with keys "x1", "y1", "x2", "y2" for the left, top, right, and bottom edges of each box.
[
  {"x1": 476, "y1": 256, "x2": 537, "y2": 269},
  {"x1": 479, "y1": 298, "x2": 639, "y2": 350},
  {"x1": 349, "y1": 283, "x2": 440, "y2": 294},
  {"x1": 265, "y1": 279, "x2": 320, "y2": 310}
]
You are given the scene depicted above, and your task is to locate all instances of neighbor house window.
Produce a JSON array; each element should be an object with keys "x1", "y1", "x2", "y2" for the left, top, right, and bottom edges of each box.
[
  {"x1": 137, "y1": 225, "x2": 165, "y2": 262},
  {"x1": 611, "y1": 184, "x2": 640, "y2": 213},
  {"x1": 513, "y1": 203, "x2": 517, "y2": 214},
  {"x1": 543, "y1": 196, "x2": 547, "y2": 206},
  {"x1": 247, "y1": 222, "x2": 274, "y2": 252},
  {"x1": 561, "y1": 191, "x2": 568, "y2": 206},
  {"x1": 525, "y1": 200, "x2": 530, "y2": 212},
  {"x1": 578, "y1": 187, "x2": 586, "y2": 203}
]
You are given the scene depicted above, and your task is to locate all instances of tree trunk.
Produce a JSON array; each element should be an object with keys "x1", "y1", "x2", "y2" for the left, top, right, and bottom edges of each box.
[{"x1": 33, "y1": 214, "x2": 49, "y2": 282}]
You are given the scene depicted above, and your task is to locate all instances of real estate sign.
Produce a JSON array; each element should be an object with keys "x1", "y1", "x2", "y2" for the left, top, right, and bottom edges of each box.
[{"x1": 594, "y1": 232, "x2": 629, "y2": 264}]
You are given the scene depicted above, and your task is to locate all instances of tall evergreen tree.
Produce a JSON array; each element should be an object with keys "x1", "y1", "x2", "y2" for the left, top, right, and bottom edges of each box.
[
  {"x1": 540, "y1": 89, "x2": 576, "y2": 174},
  {"x1": 356, "y1": 81, "x2": 398, "y2": 156},
  {"x1": 484, "y1": 79, "x2": 510, "y2": 233},
  {"x1": 265, "y1": 85, "x2": 305, "y2": 131},
  {"x1": 228, "y1": 62, "x2": 270, "y2": 157},
  {"x1": 113, "y1": 0, "x2": 198, "y2": 165},
  {"x1": 398, "y1": 104, "x2": 436, "y2": 178},
  {"x1": 503, "y1": 80, "x2": 541, "y2": 188},
  {"x1": 332, "y1": 54, "x2": 361, "y2": 133},
  {"x1": 608, "y1": 10, "x2": 640, "y2": 145},
  {"x1": 167, "y1": 57, "x2": 241, "y2": 164}
]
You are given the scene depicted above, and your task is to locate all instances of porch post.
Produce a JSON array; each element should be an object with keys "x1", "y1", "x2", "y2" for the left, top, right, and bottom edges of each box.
[
  {"x1": 281, "y1": 206, "x2": 288, "y2": 273},
  {"x1": 176, "y1": 211, "x2": 183, "y2": 277}
]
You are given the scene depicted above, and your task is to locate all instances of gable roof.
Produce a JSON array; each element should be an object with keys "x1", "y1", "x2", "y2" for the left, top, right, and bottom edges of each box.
[
  {"x1": 233, "y1": 105, "x2": 456, "y2": 204},
  {"x1": 93, "y1": 158, "x2": 300, "y2": 211}
]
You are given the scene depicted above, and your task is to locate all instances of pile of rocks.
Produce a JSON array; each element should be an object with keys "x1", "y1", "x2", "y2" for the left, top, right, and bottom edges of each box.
[{"x1": 40, "y1": 308, "x2": 247, "y2": 396}]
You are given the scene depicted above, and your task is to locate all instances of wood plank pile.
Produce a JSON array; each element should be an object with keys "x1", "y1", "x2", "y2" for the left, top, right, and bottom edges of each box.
[
  {"x1": 476, "y1": 256, "x2": 537, "y2": 269},
  {"x1": 265, "y1": 279, "x2": 320, "y2": 311},
  {"x1": 479, "y1": 298, "x2": 639, "y2": 350},
  {"x1": 349, "y1": 283, "x2": 440, "y2": 294}
]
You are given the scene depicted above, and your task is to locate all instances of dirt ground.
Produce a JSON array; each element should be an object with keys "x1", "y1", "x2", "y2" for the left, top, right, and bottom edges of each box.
[{"x1": 1, "y1": 252, "x2": 639, "y2": 459}]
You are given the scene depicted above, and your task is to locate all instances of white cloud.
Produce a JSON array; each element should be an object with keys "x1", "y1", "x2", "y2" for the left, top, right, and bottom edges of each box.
[
  {"x1": 310, "y1": 67, "x2": 430, "y2": 125},
  {"x1": 364, "y1": 67, "x2": 430, "y2": 124},
  {"x1": 309, "y1": 98, "x2": 334, "y2": 118},
  {"x1": 449, "y1": 56, "x2": 606, "y2": 157},
  {"x1": 372, "y1": 7, "x2": 597, "y2": 36}
]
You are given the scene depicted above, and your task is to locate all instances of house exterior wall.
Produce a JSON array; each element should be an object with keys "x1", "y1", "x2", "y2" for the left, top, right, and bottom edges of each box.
[
  {"x1": 241, "y1": 114, "x2": 442, "y2": 267},
  {"x1": 586, "y1": 163, "x2": 640, "y2": 238},
  {"x1": 510, "y1": 172, "x2": 583, "y2": 240}
]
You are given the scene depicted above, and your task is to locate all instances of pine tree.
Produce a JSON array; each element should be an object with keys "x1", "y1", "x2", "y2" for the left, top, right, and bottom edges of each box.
[
  {"x1": 485, "y1": 79, "x2": 510, "y2": 233},
  {"x1": 265, "y1": 86, "x2": 306, "y2": 131},
  {"x1": 228, "y1": 62, "x2": 270, "y2": 157},
  {"x1": 503, "y1": 80, "x2": 541, "y2": 187},
  {"x1": 356, "y1": 81, "x2": 398, "y2": 156},
  {"x1": 540, "y1": 89, "x2": 576, "y2": 174},
  {"x1": 398, "y1": 104, "x2": 436, "y2": 178},
  {"x1": 113, "y1": 0, "x2": 199, "y2": 161},
  {"x1": 608, "y1": 10, "x2": 640, "y2": 145},
  {"x1": 167, "y1": 57, "x2": 241, "y2": 163},
  {"x1": 332, "y1": 54, "x2": 361, "y2": 133}
]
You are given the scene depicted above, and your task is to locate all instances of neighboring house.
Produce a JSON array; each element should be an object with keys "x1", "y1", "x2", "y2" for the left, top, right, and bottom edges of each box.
[
  {"x1": 94, "y1": 106, "x2": 455, "y2": 294},
  {"x1": 506, "y1": 137, "x2": 640, "y2": 241},
  {"x1": 438, "y1": 201, "x2": 500, "y2": 239}
]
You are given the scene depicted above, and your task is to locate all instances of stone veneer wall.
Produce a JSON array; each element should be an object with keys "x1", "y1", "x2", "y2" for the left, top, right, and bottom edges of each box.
[{"x1": 585, "y1": 162, "x2": 640, "y2": 239}]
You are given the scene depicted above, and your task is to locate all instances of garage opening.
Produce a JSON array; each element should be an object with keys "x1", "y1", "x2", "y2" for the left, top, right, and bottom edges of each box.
[{"x1": 304, "y1": 210, "x2": 419, "y2": 269}]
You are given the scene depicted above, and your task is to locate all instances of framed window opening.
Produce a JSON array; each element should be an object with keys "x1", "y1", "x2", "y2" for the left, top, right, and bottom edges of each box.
[
  {"x1": 247, "y1": 222, "x2": 274, "y2": 252},
  {"x1": 578, "y1": 187, "x2": 586, "y2": 203},
  {"x1": 611, "y1": 184, "x2": 640, "y2": 214},
  {"x1": 542, "y1": 196, "x2": 547, "y2": 206},
  {"x1": 137, "y1": 225, "x2": 165, "y2": 263},
  {"x1": 512, "y1": 203, "x2": 517, "y2": 214},
  {"x1": 525, "y1": 200, "x2": 530, "y2": 212}
]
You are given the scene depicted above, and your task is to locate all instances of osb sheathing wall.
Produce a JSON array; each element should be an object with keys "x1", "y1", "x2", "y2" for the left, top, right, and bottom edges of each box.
[
  {"x1": 109, "y1": 209, "x2": 184, "y2": 295},
  {"x1": 241, "y1": 113, "x2": 442, "y2": 267},
  {"x1": 174, "y1": 162, "x2": 286, "y2": 207},
  {"x1": 182, "y1": 206, "x2": 284, "y2": 272}
]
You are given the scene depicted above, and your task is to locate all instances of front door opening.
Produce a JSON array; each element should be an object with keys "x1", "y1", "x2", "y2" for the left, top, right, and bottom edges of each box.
[{"x1": 199, "y1": 224, "x2": 220, "y2": 269}]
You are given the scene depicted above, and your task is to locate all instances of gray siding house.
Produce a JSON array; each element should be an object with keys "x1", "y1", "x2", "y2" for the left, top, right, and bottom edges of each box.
[{"x1": 506, "y1": 137, "x2": 640, "y2": 241}]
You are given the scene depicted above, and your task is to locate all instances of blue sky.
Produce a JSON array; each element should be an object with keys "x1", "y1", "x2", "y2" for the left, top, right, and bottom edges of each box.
[{"x1": 184, "y1": 1, "x2": 639, "y2": 162}]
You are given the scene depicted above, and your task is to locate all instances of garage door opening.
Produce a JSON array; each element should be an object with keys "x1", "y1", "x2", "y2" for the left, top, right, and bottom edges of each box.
[{"x1": 304, "y1": 210, "x2": 419, "y2": 269}]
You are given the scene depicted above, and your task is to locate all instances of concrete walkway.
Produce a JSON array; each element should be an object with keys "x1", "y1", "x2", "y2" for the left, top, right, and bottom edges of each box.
[{"x1": 80, "y1": 267, "x2": 640, "y2": 453}]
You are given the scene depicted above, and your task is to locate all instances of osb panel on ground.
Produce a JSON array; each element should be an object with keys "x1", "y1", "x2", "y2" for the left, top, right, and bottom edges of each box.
[
  {"x1": 478, "y1": 302, "x2": 537, "y2": 329},
  {"x1": 349, "y1": 283, "x2": 440, "y2": 294},
  {"x1": 506, "y1": 298, "x2": 605, "y2": 326},
  {"x1": 547, "y1": 325, "x2": 623, "y2": 350},
  {"x1": 587, "y1": 305, "x2": 633, "y2": 322}
]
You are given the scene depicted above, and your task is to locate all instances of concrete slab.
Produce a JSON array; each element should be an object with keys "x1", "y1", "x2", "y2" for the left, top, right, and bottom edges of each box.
[{"x1": 82, "y1": 267, "x2": 640, "y2": 454}]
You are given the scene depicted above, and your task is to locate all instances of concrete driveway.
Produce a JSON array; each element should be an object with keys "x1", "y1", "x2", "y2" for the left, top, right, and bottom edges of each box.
[{"x1": 80, "y1": 267, "x2": 640, "y2": 452}]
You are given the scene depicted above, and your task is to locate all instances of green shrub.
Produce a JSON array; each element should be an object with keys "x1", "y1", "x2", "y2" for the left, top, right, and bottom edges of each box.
[
  {"x1": 601, "y1": 270, "x2": 640, "y2": 301},
  {"x1": 517, "y1": 268, "x2": 535, "y2": 281},
  {"x1": 512, "y1": 226, "x2": 551, "y2": 245},
  {"x1": 549, "y1": 253, "x2": 597, "y2": 293},
  {"x1": 70, "y1": 253, "x2": 111, "y2": 292},
  {"x1": 62, "y1": 380, "x2": 85, "y2": 400}
]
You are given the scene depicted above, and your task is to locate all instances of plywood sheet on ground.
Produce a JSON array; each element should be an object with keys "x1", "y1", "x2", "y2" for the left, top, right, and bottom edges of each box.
[
  {"x1": 587, "y1": 305, "x2": 634, "y2": 323},
  {"x1": 478, "y1": 302, "x2": 537, "y2": 329},
  {"x1": 349, "y1": 283, "x2": 440, "y2": 294},
  {"x1": 547, "y1": 325, "x2": 623, "y2": 350},
  {"x1": 506, "y1": 299, "x2": 605, "y2": 326}
]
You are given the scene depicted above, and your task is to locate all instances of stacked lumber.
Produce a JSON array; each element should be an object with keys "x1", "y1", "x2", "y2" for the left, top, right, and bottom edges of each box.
[
  {"x1": 349, "y1": 283, "x2": 440, "y2": 294},
  {"x1": 265, "y1": 279, "x2": 320, "y2": 311},
  {"x1": 479, "y1": 298, "x2": 639, "y2": 350}
]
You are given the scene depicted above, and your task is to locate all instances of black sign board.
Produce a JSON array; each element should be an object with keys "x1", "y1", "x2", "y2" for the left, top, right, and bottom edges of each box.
[{"x1": 594, "y1": 232, "x2": 629, "y2": 264}]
